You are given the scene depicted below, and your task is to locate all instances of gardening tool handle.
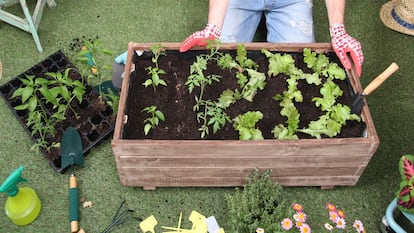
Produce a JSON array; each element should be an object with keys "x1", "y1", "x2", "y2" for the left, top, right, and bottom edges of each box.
[
  {"x1": 363, "y1": 62, "x2": 399, "y2": 95},
  {"x1": 69, "y1": 174, "x2": 79, "y2": 233}
]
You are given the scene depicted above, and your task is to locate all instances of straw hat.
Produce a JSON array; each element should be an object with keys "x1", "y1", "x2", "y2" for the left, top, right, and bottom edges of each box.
[{"x1": 380, "y1": 0, "x2": 414, "y2": 36}]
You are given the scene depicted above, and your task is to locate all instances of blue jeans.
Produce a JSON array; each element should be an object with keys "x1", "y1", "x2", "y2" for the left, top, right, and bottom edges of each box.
[{"x1": 221, "y1": 0, "x2": 315, "y2": 43}]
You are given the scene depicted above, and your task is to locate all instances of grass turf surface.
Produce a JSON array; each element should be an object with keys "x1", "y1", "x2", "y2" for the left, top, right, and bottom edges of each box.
[{"x1": 1, "y1": 0, "x2": 413, "y2": 232}]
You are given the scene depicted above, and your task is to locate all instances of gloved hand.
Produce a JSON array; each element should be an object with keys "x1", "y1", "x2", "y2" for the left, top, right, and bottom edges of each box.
[
  {"x1": 112, "y1": 51, "x2": 128, "y2": 90},
  {"x1": 179, "y1": 23, "x2": 221, "y2": 53},
  {"x1": 330, "y1": 24, "x2": 363, "y2": 78},
  {"x1": 115, "y1": 51, "x2": 128, "y2": 64}
]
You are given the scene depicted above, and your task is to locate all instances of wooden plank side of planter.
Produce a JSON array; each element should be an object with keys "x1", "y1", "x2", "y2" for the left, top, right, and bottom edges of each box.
[
  {"x1": 112, "y1": 42, "x2": 380, "y2": 189},
  {"x1": 112, "y1": 138, "x2": 376, "y2": 189},
  {"x1": 119, "y1": 175, "x2": 361, "y2": 190}
]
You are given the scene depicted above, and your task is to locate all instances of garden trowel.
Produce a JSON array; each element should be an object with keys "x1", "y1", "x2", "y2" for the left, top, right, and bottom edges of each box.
[
  {"x1": 351, "y1": 62, "x2": 399, "y2": 114},
  {"x1": 60, "y1": 127, "x2": 84, "y2": 233}
]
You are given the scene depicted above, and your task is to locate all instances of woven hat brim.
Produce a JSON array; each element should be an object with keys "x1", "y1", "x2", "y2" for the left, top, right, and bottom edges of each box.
[{"x1": 380, "y1": 0, "x2": 414, "y2": 36}]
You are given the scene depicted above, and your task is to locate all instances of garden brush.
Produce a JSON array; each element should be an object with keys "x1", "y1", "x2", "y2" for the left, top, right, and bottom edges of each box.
[{"x1": 60, "y1": 127, "x2": 84, "y2": 233}]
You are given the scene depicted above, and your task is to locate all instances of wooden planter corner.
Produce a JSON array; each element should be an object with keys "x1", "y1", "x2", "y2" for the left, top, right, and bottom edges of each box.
[{"x1": 111, "y1": 42, "x2": 379, "y2": 190}]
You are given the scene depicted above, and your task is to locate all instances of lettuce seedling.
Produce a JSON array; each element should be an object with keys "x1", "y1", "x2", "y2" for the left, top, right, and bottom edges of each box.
[{"x1": 233, "y1": 111, "x2": 264, "y2": 140}]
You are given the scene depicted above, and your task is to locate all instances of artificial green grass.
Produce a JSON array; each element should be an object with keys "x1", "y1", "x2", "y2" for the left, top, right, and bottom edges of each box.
[{"x1": 0, "y1": 0, "x2": 413, "y2": 232}]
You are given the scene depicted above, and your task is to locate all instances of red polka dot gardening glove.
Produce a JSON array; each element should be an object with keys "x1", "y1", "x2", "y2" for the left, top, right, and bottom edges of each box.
[
  {"x1": 179, "y1": 23, "x2": 221, "y2": 53},
  {"x1": 330, "y1": 24, "x2": 364, "y2": 78}
]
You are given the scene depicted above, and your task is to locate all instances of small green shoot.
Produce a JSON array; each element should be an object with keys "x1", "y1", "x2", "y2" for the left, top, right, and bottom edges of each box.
[
  {"x1": 143, "y1": 44, "x2": 168, "y2": 90},
  {"x1": 142, "y1": 105, "x2": 165, "y2": 135}
]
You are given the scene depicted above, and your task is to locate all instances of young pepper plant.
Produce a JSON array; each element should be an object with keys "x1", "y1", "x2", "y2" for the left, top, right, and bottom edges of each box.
[
  {"x1": 76, "y1": 38, "x2": 114, "y2": 94},
  {"x1": 11, "y1": 68, "x2": 86, "y2": 153},
  {"x1": 141, "y1": 105, "x2": 165, "y2": 135},
  {"x1": 143, "y1": 44, "x2": 168, "y2": 90},
  {"x1": 75, "y1": 37, "x2": 119, "y2": 116}
]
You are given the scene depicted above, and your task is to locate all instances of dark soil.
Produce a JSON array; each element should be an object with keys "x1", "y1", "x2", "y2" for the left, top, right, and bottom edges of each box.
[{"x1": 123, "y1": 49, "x2": 365, "y2": 140}]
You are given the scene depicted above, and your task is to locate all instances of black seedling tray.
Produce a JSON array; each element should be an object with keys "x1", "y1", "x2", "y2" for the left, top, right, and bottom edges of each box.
[{"x1": 0, "y1": 50, "x2": 115, "y2": 173}]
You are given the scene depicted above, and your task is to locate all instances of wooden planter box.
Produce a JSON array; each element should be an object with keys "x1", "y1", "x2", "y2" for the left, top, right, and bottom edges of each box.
[{"x1": 111, "y1": 42, "x2": 379, "y2": 190}]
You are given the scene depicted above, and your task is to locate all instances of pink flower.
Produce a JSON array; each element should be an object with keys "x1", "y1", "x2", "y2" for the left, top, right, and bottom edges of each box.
[
  {"x1": 337, "y1": 209, "x2": 345, "y2": 219},
  {"x1": 281, "y1": 218, "x2": 293, "y2": 230},
  {"x1": 299, "y1": 223, "x2": 311, "y2": 233},
  {"x1": 336, "y1": 217, "x2": 346, "y2": 229},
  {"x1": 329, "y1": 211, "x2": 339, "y2": 223},
  {"x1": 295, "y1": 220, "x2": 304, "y2": 229},
  {"x1": 326, "y1": 203, "x2": 336, "y2": 212},
  {"x1": 353, "y1": 220, "x2": 365, "y2": 233},
  {"x1": 293, "y1": 211, "x2": 307, "y2": 222},
  {"x1": 293, "y1": 203, "x2": 303, "y2": 212}
]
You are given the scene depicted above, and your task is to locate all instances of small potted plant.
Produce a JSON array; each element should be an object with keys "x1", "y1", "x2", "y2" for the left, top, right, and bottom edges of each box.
[{"x1": 381, "y1": 155, "x2": 414, "y2": 232}]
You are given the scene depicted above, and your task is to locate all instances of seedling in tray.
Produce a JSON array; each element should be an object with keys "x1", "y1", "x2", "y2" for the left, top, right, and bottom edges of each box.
[{"x1": 11, "y1": 68, "x2": 86, "y2": 153}]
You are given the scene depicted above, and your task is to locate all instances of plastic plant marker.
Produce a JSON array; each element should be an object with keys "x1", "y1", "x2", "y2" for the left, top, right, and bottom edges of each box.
[
  {"x1": 188, "y1": 210, "x2": 207, "y2": 232},
  {"x1": 206, "y1": 216, "x2": 220, "y2": 233},
  {"x1": 139, "y1": 215, "x2": 158, "y2": 233},
  {"x1": 189, "y1": 210, "x2": 206, "y2": 228},
  {"x1": 163, "y1": 211, "x2": 207, "y2": 233},
  {"x1": 162, "y1": 212, "x2": 196, "y2": 233}
]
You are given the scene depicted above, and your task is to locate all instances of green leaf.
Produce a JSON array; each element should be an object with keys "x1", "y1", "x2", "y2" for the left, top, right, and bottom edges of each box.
[
  {"x1": 251, "y1": 129, "x2": 264, "y2": 140},
  {"x1": 233, "y1": 111, "x2": 263, "y2": 140},
  {"x1": 217, "y1": 89, "x2": 236, "y2": 108},
  {"x1": 303, "y1": 73, "x2": 322, "y2": 85},
  {"x1": 239, "y1": 128, "x2": 252, "y2": 140},
  {"x1": 28, "y1": 97, "x2": 38, "y2": 112},
  {"x1": 143, "y1": 79, "x2": 153, "y2": 87},
  {"x1": 144, "y1": 124, "x2": 152, "y2": 135},
  {"x1": 242, "y1": 69, "x2": 266, "y2": 102},
  {"x1": 14, "y1": 103, "x2": 29, "y2": 111},
  {"x1": 152, "y1": 117, "x2": 159, "y2": 126},
  {"x1": 155, "y1": 110, "x2": 165, "y2": 121},
  {"x1": 13, "y1": 86, "x2": 34, "y2": 103},
  {"x1": 158, "y1": 79, "x2": 167, "y2": 87},
  {"x1": 73, "y1": 87, "x2": 86, "y2": 102}
]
